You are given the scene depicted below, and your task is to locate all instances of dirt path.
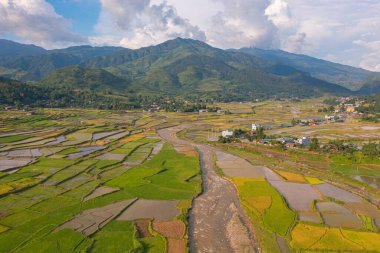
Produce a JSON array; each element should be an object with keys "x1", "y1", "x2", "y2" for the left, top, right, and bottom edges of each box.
[{"x1": 158, "y1": 125, "x2": 258, "y2": 253}]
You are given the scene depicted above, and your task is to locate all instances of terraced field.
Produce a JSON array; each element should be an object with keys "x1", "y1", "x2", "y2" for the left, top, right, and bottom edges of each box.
[
  {"x1": 0, "y1": 110, "x2": 201, "y2": 253},
  {"x1": 1, "y1": 100, "x2": 380, "y2": 253}
]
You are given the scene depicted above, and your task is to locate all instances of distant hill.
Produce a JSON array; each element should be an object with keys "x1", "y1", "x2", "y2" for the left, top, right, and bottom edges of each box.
[
  {"x1": 235, "y1": 48, "x2": 374, "y2": 91},
  {"x1": 0, "y1": 76, "x2": 132, "y2": 109},
  {"x1": 0, "y1": 39, "x2": 46, "y2": 59},
  {"x1": 83, "y1": 38, "x2": 352, "y2": 99},
  {"x1": 0, "y1": 45, "x2": 125, "y2": 81},
  {"x1": 0, "y1": 38, "x2": 353, "y2": 100},
  {"x1": 358, "y1": 75, "x2": 380, "y2": 94},
  {"x1": 41, "y1": 66, "x2": 129, "y2": 92}
]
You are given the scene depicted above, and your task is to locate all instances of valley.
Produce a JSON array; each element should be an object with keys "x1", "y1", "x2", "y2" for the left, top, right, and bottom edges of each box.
[{"x1": 0, "y1": 98, "x2": 380, "y2": 252}]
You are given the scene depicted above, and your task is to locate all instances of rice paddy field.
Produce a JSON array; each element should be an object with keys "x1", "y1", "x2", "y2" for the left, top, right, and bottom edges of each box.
[
  {"x1": 1, "y1": 98, "x2": 380, "y2": 252},
  {"x1": 0, "y1": 109, "x2": 201, "y2": 253}
]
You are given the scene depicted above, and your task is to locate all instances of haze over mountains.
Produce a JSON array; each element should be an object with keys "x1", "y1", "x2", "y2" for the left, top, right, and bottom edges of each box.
[{"x1": 0, "y1": 38, "x2": 379, "y2": 101}]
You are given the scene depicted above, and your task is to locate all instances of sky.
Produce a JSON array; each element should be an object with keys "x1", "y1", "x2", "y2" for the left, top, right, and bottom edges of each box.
[{"x1": 0, "y1": 0, "x2": 379, "y2": 72}]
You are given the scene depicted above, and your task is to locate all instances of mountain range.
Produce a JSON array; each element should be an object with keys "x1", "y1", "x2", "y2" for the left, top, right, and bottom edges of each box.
[
  {"x1": 234, "y1": 48, "x2": 374, "y2": 91},
  {"x1": 0, "y1": 38, "x2": 379, "y2": 102}
]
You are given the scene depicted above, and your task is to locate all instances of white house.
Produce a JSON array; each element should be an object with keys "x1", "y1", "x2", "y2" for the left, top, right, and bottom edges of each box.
[
  {"x1": 297, "y1": 137, "x2": 311, "y2": 146},
  {"x1": 222, "y1": 130, "x2": 234, "y2": 138},
  {"x1": 252, "y1": 124, "x2": 261, "y2": 133}
]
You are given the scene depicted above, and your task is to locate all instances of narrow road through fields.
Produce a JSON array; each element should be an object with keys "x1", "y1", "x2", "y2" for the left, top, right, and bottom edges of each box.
[{"x1": 158, "y1": 125, "x2": 258, "y2": 253}]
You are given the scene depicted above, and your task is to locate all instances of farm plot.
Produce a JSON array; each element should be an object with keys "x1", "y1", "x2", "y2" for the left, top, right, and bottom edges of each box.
[
  {"x1": 152, "y1": 220, "x2": 185, "y2": 239},
  {"x1": 123, "y1": 144, "x2": 155, "y2": 166},
  {"x1": 110, "y1": 139, "x2": 147, "y2": 155},
  {"x1": 117, "y1": 199, "x2": 180, "y2": 221},
  {"x1": 57, "y1": 199, "x2": 137, "y2": 235},
  {"x1": 0, "y1": 159, "x2": 32, "y2": 172},
  {"x1": 83, "y1": 186, "x2": 119, "y2": 201},
  {"x1": 104, "y1": 131, "x2": 130, "y2": 142},
  {"x1": 290, "y1": 222, "x2": 380, "y2": 252},
  {"x1": 233, "y1": 178, "x2": 296, "y2": 237},
  {"x1": 0, "y1": 158, "x2": 76, "y2": 196},
  {"x1": 315, "y1": 183, "x2": 362, "y2": 203},
  {"x1": 45, "y1": 136, "x2": 66, "y2": 146},
  {"x1": 173, "y1": 144, "x2": 197, "y2": 157},
  {"x1": 92, "y1": 131, "x2": 119, "y2": 141},
  {"x1": 67, "y1": 146, "x2": 105, "y2": 159},
  {"x1": 268, "y1": 180, "x2": 321, "y2": 212},
  {"x1": 108, "y1": 138, "x2": 159, "y2": 163},
  {"x1": 43, "y1": 160, "x2": 96, "y2": 186},
  {"x1": 4, "y1": 149, "x2": 42, "y2": 157},
  {"x1": 153, "y1": 220, "x2": 186, "y2": 253},
  {"x1": 215, "y1": 151, "x2": 265, "y2": 178},
  {"x1": 107, "y1": 143, "x2": 201, "y2": 200},
  {"x1": 274, "y1": 170, "x2": 306, "y2": 183},
  {"x1": 0, "y1": 134, "x2": 33, "y2": 144},
  {"x1": 63, "y1": 130, "x2": 93, "y2": 145},
  {"x1": 90, "y1": 220, "x2": 143, "y2": 253},
  {"x1": 260, "y1": 167, "x2": 322, "y2": 212},
  {"x1": 316, "y1": 202, "x2": 363, "y2": 229}
]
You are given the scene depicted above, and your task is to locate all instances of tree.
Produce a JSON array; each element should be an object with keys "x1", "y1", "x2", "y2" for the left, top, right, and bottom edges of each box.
[
  {"x1": 233, "y1": 129, "x2": 245, "y2": 138},
  {"x1": 362, "y1": 142, "x2": 380, "y2": 159},
  {"x1": 255, "y1": 127, "x2": 266, "y2": 140},
  {"x1": 218, "y1": 136, "x2": 232, "y2": 143},
  {"x1": 309, "y1": 138, "x2": 320, "y2": 151}
]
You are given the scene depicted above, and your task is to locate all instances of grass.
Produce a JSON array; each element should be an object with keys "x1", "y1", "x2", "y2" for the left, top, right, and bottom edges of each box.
[
  {"x1": 0, "y1": 225, "x2": 8, "y2": 234},
  {"x1": 16, "y1": 229, "x2": 87, "y2": 253},
  {"x1": 0, "y1": 185, "x2": 13, "y2": 195},
  {"x1": 290, "y1": 222, "x2": 380, "y2": 252},
  {"x1": 305, "y1": 177, "x2": 324, "y2": 185},
  {"x1": 0, "y1": 134, "x2": 32, "y2": 144},
  {"x1": 107, "y1": 143, "x2": 201, "y2": 200},
  {"x1": 57, "y1": 147, "x2": 80, "y2": 155},
  {"x1": 232, "y1": 178, "x2": 296, "y2": 236},
  {"x1": 358, "y1": 214, "x2": 377, "y2": 232},
  {"x1": 140, "y1": 235, "x2": 166, "y2": 253},
  {"x1": 44, "y1": 160, "x2": 96, "y2": 186},
  {"x1": 111, "y1": 138, "x2": 159, "y2": 155},
  {"x1": 274, "y1": 170, "x2": 306, "y2": 183},
  {"x1": 91, "y1": 221, "x2": 143, "y2": 253},
  {"x1": 1, "y1": 102, "x2": 380, "y2": 253}
]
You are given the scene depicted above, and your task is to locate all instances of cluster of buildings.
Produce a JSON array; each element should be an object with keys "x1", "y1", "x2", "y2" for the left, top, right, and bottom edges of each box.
[
  {"x1": 338, "y1": 97, "x2": 365, "y2": 113},
  {"x1": 221, "y1": 123, "x2": 311, "y2": 148}
]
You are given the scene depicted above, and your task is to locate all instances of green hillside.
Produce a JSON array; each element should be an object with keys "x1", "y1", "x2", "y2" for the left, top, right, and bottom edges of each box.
[
  {"x1": 0, "y1": 45, "x2": 124, "y2": 81},
  {"x1": 41, "y1": 66, "x2": 129, "y2": 92},
  {"x1": 0, "y1": 77, "x2": 130, "y2": 109},
  {"x1": 0, "y1": 39, "x2": 45, "y2": 59},
  {"x1": 358, "y1": 74, "x2": 380, "y2": 94},
  {"x1": 236, "y1": 47, "x2": 374, "y2": 90},
  {"x1": 0, "y1": 38, "x2": 354, "y2": 100},
  {"x1": 81, "y1": 38, "x2": 352, "y2": 99}
]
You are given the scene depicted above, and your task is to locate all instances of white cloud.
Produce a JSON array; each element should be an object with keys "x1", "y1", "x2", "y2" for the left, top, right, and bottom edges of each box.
[
  {"x1": 354, "y1": 40, "x2": 380, "y2": 71},
  {"x1": 93, "y1": 0, "x2": 206, "y2": 48},
  {"x1": 265, "y1": 0, "x2": 292, "y2": 29},
  {"x1": 0, "y1": 0, "x2": 87, "y2": 48},
  {"x1": 277, "y1": 0, "x2": 380, "y2": 70},
  {"x1": 2, "y1": 0, "x2": 379, "y2": 71},
  {"x1": 208, "y1": 0, "x2": 278, "y2": 49}
]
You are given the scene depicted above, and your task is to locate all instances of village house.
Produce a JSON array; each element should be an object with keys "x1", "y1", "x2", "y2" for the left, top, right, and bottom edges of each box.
[
  {"x1": 252, "y1": 124, "x2": 261, "y2": 133},
  {"x1": 297, "y1": 137, "x2": 311, "y2": 146},
  {"x1": 26, "y1": 111, "x2": 36, "y2": 116},
  {"x1": 346, "y1": 106, "x2": 356, "y2": 113},
  {"x1": 277, "y1": 137, "x2": 295, "y2": 144},
  {"x1": 217, "y1": 110, "x2": 229, "y2": 114},
  {"x1": 221, "y1": 130, "x2": 234, "y2": 138}
]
